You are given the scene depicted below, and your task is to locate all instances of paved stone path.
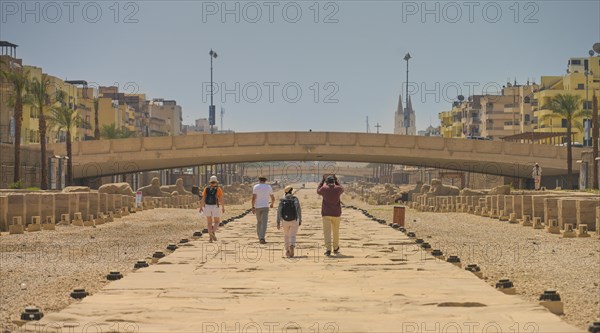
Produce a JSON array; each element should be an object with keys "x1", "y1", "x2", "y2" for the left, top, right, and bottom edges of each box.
[{"x1": 22, "y1": 196, "x2": 581, "y2": 332}]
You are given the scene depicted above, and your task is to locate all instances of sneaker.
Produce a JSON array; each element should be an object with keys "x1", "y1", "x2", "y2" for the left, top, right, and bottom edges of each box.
[
  {"x1": 324, "y1": 250, "x2": 331, "y2": 257},
  {"x1": 333, "y1": 247, "x2": 340, "y2": 254},
  {"x1": 259, "y1": 239, "x2": 267, "y2": 244},
  {"x1": 289, "y1": 245, "x2": 295, "y2": 258}
]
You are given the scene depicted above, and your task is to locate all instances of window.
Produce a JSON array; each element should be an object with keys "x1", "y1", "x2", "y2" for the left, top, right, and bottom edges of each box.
[
  {"x1": 524, "y1": 115, "x2": 530, "y2": 122},
  {"x1": 577, "y1": 84, "x2": 584, "y2": 90},
  {"x1": 561, "y1": 119, "x2": 568, "y2": 128},
  {"x1": 583, "y1": 101, "x2": 593, "y2": 109},
  {"x1": 570, "y1": 59, "x2": 581, "y2": 65}
]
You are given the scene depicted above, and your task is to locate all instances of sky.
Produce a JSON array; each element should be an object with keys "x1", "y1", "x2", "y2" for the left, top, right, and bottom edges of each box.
[{"x1": 1, "y1": 0, "x2": 599, "y2": 133}]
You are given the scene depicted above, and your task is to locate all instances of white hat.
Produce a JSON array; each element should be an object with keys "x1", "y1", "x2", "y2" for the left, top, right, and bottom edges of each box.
[{"x1": 209, "y1": 175, "x2": 219, "y2": 183}]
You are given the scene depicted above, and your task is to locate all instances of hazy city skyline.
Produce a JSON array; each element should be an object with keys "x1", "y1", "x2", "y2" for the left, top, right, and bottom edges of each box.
[{"x1": 2, "y1": 0, "x2": 598, "y2": 133}]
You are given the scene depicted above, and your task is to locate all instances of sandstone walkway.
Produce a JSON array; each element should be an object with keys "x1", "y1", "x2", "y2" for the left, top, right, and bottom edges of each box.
[{"x1": 22, "y1": 195, "x2": 581, "y2": 332}]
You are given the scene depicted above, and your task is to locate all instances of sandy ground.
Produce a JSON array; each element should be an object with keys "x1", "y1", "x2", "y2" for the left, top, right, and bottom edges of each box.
[
  {"x1": 0, "y1": 202, "x2": 250, "y2": 332},
  {"x1": 0, "y1": 184, "x2": 596, "y2": 332},
  {"x1": 344, "y1": 196, "x2": 600, "y2": 331}
]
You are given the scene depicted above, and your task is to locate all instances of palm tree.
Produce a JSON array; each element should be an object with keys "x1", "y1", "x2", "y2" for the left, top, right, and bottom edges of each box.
[
  {"x1": 47, "y1": 90, "x2": 88, "y2": 185},
  {"x1": 101, "y1": 123, "x2": 137, "y2": 139},
  {"x1": 29, "y1": 74, "x2": 52, "y2": 190},
  {"x1": 1, "y1": 65, "x2": 29, "y2": 183},
  {"x1": 93, "y1": 97, "x2": 100, "y2": 140},
  {"x1": 100, "y1": 123, "x2": 120, "y2": 139},
  {"x1": 541, "y1": 94, "x2": 590, "y2": 188}
]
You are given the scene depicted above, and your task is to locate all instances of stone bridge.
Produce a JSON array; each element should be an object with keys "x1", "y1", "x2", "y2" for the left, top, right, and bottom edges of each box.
[{"x1": 47, "y1": 132, "x2": 581, "y2": 180}]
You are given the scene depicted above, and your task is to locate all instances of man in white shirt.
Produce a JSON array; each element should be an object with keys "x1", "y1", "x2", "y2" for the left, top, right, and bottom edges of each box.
[{"x1": 252, "y1": 175, "x2": 275, "y2": 244}]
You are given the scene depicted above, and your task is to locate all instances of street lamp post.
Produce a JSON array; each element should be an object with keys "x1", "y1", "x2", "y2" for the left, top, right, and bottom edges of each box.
[
  {"x1": 403, "y1": 53, "x2": 411, "y2": 135},
  {"x1": 584, "y1": 68, "x2": 593, "y2": 146},
  {"x1": 209, "y1": 49, "x2": 218, "y2": 134}
]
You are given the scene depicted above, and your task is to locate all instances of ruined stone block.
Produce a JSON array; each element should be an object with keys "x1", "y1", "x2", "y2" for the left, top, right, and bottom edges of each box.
[
  {"x1": 546, "y1": 219, "x2": 560, "y2": 234},
  {"x1": 27, "y1": 216, "x2": 42, "y2": 232},
  {"x1": 0, "y1": 196, "x2": 8, "y2": 232},
  {"x1": 24, "y1": 193, "x2": 41, "y2": 227},
  {"x1": 520, "y1": 215, "x2": 532, "y2": 226},
  {"x1": 544, "y1": 197, "x2": 560, "y2": 226},
  {"x1": 533, "y1": 217, "x2": 544, "y2": 229},
  {"x1": 576, "y1": 199, "x2": 599, "y2": 231},
  {"x1": 72, "y1": 212, "x2": 84, "y2": 226},
  {"x1": 557, "y1": 199, "x2": 578, "y2": 229},
  {"x1": 561, "y1": 223, "x2": 576, "y2": 238},
  {"x1": 88, "y1": 192, "x2": 100, "y2": 221},
  {"x1": 42, "y1": 216, "x2": 56, "y2": 231},
  {"x1": 9, "y1": 216, "x2": 24, "y2": 234}
]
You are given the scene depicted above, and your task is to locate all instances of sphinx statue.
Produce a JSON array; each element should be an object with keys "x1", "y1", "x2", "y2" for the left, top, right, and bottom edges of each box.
[{"x1": 137, "y1": 177, "x2": 172, "y2": 197}]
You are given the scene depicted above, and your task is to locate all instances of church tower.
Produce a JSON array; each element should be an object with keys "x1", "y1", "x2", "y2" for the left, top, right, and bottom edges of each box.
[{"x1": 394, "y1": 94, "x2": 416, "y2": 135}]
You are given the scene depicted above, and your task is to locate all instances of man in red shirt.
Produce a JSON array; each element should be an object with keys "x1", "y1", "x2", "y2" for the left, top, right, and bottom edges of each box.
[{"x1": 317, "y1": 175, "x2": 344, "y2": 256}]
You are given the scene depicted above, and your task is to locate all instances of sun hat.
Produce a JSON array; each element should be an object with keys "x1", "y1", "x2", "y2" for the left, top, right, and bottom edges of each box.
[
  {"x1": 258, "y1": 175, "x2": 267, "y2": 181},
  {"x1": 209, "y1": 175, "x2": 219, "y2": 183},
  {"x1": 284, "y1": 185, "x2": 293, "y2": 194}
]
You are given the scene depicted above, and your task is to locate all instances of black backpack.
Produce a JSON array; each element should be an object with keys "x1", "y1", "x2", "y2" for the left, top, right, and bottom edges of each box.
[
  {"x1": 204, "y1": 186, "x2": 218, "y2": 205},
  {"x1": 281, "y1": 197, "x2": 297, "y2": 221}
]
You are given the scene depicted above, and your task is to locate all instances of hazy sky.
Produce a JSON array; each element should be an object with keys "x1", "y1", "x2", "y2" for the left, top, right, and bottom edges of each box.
[{"x1": 1, "y1": 0, "x2": 599, "y2": 133}]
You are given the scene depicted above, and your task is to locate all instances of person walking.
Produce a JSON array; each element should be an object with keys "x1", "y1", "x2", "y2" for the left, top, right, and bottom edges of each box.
[
  {"x1": 317, "y1": 175, "x2": 344, "y2": 256},
  {"x1": 532, "y1": 163, "x2": 542, "y2": 190},
  {"x1": 252, "y1": 175, "x2": 275, "y2": 244},
  {"x1": 276, "y1": 185, "x2": 302, "y2": 258},
  {"x1": 199, "y1": 175, "x2": 224, "y2": 242}
]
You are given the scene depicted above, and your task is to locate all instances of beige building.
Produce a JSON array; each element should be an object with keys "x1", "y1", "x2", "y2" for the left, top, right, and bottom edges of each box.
[
  {"x1": 479, "y1": 83, "x2": 539, "y2": 139},
  {"x1": 148, "y1": 99, "x2": 182, "y2": 136},
  {"x1": 440, "y1": 83, "x2": 539, "y2": 140}
]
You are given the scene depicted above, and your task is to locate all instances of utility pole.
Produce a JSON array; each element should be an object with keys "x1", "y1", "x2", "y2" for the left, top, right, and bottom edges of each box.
[
  {"x1": 592, "y1": 92, "x2": 598, "y2": 189},
  {"x1": 209, "y1": 49, "x2": 218, "y2": 134},
  {"x1": 366, "y1": 116, "x2": 370, "y2": 133},
  {"x1": 375, "y1": 123, "x2": 381, "y2": 134},
  {"x1": 404, "y1": 52, "x2": 411, "y2": 135}
]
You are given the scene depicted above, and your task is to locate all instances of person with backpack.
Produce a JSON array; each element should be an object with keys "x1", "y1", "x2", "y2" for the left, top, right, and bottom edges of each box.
[
  {"x1": 252, "y1": 175, "x2": 275, "y2": 244},
  {"x1": 276, "y1": 185, "x2": 302, "y2": 258},
  {"x1": 317, "y1": 174, "x2": 344, "y2": 256},
  {"x1": 199, "y1": 175, "x2": 224, "y2": 242}
]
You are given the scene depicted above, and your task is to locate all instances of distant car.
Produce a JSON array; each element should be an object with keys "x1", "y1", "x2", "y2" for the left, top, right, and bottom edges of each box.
[{"x1": 556, "y1": 142, "x2": 584, "y2": 147}]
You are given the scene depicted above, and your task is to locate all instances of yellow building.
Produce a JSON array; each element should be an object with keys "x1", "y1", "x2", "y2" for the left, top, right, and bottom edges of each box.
[{"x1": 533, "y1": 56, "x2": 600, "y2": 145}]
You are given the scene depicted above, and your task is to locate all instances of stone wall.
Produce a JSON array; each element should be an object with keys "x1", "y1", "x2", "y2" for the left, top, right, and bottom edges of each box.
[{"x1": 0, "y1": 191, "x2": 197, "y2": 232}]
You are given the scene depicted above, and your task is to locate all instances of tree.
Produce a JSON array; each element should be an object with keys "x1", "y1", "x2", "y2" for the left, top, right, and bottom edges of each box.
[
  {"x1": 29, "y1": 75, "x2": 52, "y2": 190},
  {"x1": 100, "y1": 123, "x2": 120, "y2": 139},
  {"x1": 47, "y1": 90, "x2": 88, "y2": 186},
  {"x1": 93, "y1": 97, "x2": 100, "y2": 140},
  {"x1": 100, "y1": 123, "x2": 137, "y2": 139},
  {"x1": 1, "y1": 65, "x2": 29, "y2": 183},
  {"x1": 541, "y1": 94, "x2": 589, "y2": 189}
]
